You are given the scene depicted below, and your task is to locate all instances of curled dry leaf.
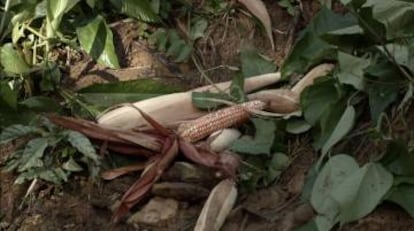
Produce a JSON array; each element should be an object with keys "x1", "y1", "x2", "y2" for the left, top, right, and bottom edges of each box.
[
  {"x1": 291, "y1": 63, "x2": 335, "y2": 95},
  {"x1": 248, "y1": 89, "x2": 299, "y2": 113},
  {"x1": 47, "y1": 114, "x2": 161, "y2": 153},
  {"x1": 113, "y1": 138, "x2": 179, "y2": 222},
  {"x1": 101, "y1": 163, "x2": 147, "y2": 180},
  {"x1": 238, "y1": 0, "x2": 274, "y2": 50},
  {"x1": 97, "y1": 73, "x2": 281, "y2": 130},
  {"x1": 195, "y1": 179, "x2": 238, "y2": 231}
]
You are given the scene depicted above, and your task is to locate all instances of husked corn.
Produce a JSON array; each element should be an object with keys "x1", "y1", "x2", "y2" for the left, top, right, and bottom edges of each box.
[{"x1": 178, "y1": 100, "x2": 266, "y2": 143}]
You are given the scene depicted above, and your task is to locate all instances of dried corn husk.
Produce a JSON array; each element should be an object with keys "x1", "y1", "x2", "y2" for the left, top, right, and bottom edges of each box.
[
  {"x1": 291, "y1": 63, "x2": 335, "y2": 95},
  {"x1": 194, "y1": 179, "x2": 237, "y2": 231},
  {"x1": 208, "y1": 129, "x2": 241, "y2": 152},
  {"x1": 97, "y1": 73, "x2": 281, "y2": 130},
  {"x1": 247, "y1": 89, "x2": 299, "y2": 113}
]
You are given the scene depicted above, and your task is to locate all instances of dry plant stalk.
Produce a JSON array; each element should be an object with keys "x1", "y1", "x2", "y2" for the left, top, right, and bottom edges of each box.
[{"x1": 178, "y1": 100, "x2": 266, "y2": 143}]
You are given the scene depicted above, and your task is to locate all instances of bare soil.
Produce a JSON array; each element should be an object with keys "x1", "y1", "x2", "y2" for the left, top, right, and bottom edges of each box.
[{"x1": 1, "y1": 1, "x2": 414, "y2": 230}]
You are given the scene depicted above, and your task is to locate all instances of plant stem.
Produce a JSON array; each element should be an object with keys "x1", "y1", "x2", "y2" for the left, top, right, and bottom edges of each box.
[{"x1": 0, "y1": 0, "x2": 11, "y2": 39}]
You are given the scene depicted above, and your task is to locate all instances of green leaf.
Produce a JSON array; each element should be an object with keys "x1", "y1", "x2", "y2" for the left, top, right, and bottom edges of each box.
[
  {"x1": 46, "y1": 0, "x2": 77, "y2": 38},
  {"x1": 301, "y1": 78, "x2": 339, "y2": 125},
  {"x1": 0, "y1": 124, "x2": 38, "y2": 144},
  {"x1": 337, "y1": 52, "x2": 370, "y2": 90},
  {"x1": 321, "y1": 105, "x2": 356, "y2": 155},
  {"x1": 331, "y1": 163, "x2": 393, "y2": 224},
  {"x1": 110, "y1": 0, "x2": 159, "y2": 22},
  {"x1": 66, "y1": 131, "x2": 99, "y2": 163},
  {"x1": 311, "y1": 154, "x2": 359, "y2": 230},
  {"x1": 20, "y1": 96, "x2": 60, "y2": 112},
  {"x1": 0, "y1": 43, "x2": 31, "y2": 74},
  {"x1": 231, "y1": 118, "x2": 276, "y2": 155},
  {"x1": 79, "y1": 78, "x2": 183, "y2": 93},
  {"x1": 363, "y1": 0, "x2": 414, "y2": 39},
  {"x1": 62, "y1": 157, "x2": 83, "y2": 172},
  {"x1": 78, "y1": 78, "x2": 182, "y2": 107},
  {"x1": 0, "y1": 81, "x2": 17, "y2": 109},
  {"x1": 40, "y1": 62, "x2": 61, "y2": 91},
  {"x1": 322, "y1": 25, "x2": 374, "y2": 49},
  {"x1": 191, "y1": 92, "x2": 233, "y2": 110},
  {"x1": 76, "y1": 15, "x2": 120, "y2": 68},
  {"x1": 368, "y1": 84, "x2": 398, "y2": 123},
  {"x1": 266, "y1": 153, "x2": 290, "y2": 183},
  {"x1": 190, "y1": 18, "x2": 208, "y2": 41},
  {"x1": 240, "y1": 48, "x2": 277, "y2": 78},
  {"x1": 18, "y1": 138, "x2": 48, "y2": 171},
  {"x1": 381, "y1": 140, "x2": 414, "y2": 177},
  {"x1": 286, "y1": 118, "x2": 312, "y2": 134},
  {"x1": 281, "y1": 7, "x2": 357, "y2": 77},
  {"x1": 386, "y1": 184, "x2": 414, "y2": 217},
  {"x1": 379, "y1": 41, "x2": 414, "y2": 75}
]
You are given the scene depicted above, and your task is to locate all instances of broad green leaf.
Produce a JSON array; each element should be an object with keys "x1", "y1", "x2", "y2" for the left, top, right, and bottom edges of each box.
[
  {"x1": 76, "y1": 15, "x2": 120, "y2": 68},
  {"x1": 386, "y1": 184, "x2": 414, "y2": 217},
  {"x1": 20, "y1": 96, "x2": 60, "y2": 112},
  {"x1": 191, "y1": 92, "x2": 233, "y2": 110},
  {"x1": 321, "y1": 105, "x2": 356, "y2": 155},
  {"x1": 286, "y1": 118, "x2": 312, "y2": 134},
  {"x1": 331, "y1": 163, "x2": 393, "y2": 223},
  {"x1": 40, "y1": 62, "x2": 61, "y2": 91},
  {"x1": 266, "y1": 153, "x2": 289, "y2": 183},
  {"x1": 301, "y1": 78, "x2": 339, "y2": 125},
  {"x1": 66, "y1": 131, "x2": 99, "y2": 163},
  {"x1": 281, "y1": 7, "x2": 357, "y2": 78},
  {"x1": 311, "y1": 155, "x2": 359, "y2": 231},
  {"x1": 80, "y1": 93, "x2": 159, "y2": 107},
  {"x1": 368, "y1": 84, "x2": 398, "y2": 123},
  {"x1": 190, "y1": 18, "x2": 208, "y2": 41},
  {"x1": 337, "y1": 52, "x2": 370, "y2": 90},
  {"x1": 0, "y1": 43, "x2": 31, "y2": 74},
  {"x1": 322, "y1": 25, "x2": 369, "y2": 49},
  {"x1": 0, "y1": 124, "x2": 38, "y2": 144},
  {"x1": 240, "y1": 48, "x2": 277, "y2": 78},
  {"x1": 46, "y1": 0, "x2": 72, "y2": 38},
  {"x1": 0, "y1": 81, "x2": 17, "y2": 109},
  {"x1": 110, "y1": 0, "x2": 159, "y2": 22},
  {"x1": 231, "y1": 118, "x2": 276, "y2": 155},
  {"x1": 62, "y1": 157, "x2": 83, "y2": 172},
  {"x1": 18, "y1": 138, "x2": 48, "y2": 171},
  {"x1": 381, "y1": 140, "x2": 414, "y2": 177},
  {"x1": 174, "y1": 44, "x2": 192, "y2": 62},
  {"x1": 0, "y1": 109, "x2": 36, "y2": 127},
  {"x1": 78, "y1": 78, "x2": 183, "y2": 93},
  {"x1": 230, "y1": 74, "x2": 247, "y2": 102},
  {"x1": 311, "y1": 155, "x2": 359, "y2": 213},
  {"x1": 363, "y1": 0, "x2": 414, "y2": 39},
  {"x1": 379, "y1": 41, "x2": 414, "y2": 75}
]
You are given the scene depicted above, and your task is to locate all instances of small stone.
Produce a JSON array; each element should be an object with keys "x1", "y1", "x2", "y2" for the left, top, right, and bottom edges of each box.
[{"x1": 127, "y1": 197, "x2": 179, "y2": 228}]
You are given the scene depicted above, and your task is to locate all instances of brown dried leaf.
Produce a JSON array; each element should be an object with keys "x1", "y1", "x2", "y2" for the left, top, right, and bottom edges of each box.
[
  {"x1": 239, "y1": 0, "x2": 274, "y2": 50},
  {"x1": 126, "y1": 104, "x2": 171, "y2": 136},
  {"x1": 179, "y1": 140, "x2": 240, "y2": 177},
  {"x1": 47, "y1": 114, "x2": 161, "y2": 152},
  {"x1": 101, "y1": 163, "x2": 147, "y2": 180},
  {"x1": 113, "y1": 138, "x2": 179, "y2": 222}
]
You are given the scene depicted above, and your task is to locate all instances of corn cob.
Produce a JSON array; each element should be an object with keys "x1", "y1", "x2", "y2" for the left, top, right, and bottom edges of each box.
[{"x1": 178, "y1": 100, "x2": 266, "y2": 143}]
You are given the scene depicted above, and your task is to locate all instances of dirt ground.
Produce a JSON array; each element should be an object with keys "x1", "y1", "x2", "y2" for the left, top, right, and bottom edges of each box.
[{"x1": 1, "y1": 1, "x2": 414, "y2": 230}]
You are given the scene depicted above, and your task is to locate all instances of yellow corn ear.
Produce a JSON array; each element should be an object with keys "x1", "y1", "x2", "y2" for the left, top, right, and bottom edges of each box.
[{"x1": 178, "y1": 100, "x2": 266, "y2": 143}]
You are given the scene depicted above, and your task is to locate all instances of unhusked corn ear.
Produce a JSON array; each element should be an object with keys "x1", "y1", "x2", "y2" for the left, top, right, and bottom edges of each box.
[{"x1": 178, "y1": 100, "x2": 266, "y2": 143}]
